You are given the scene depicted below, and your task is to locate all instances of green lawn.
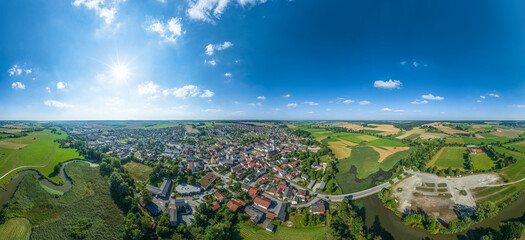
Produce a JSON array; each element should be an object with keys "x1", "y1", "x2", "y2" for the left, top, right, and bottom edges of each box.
[
  {"x1": 471, "y1": 154, "x2": 495, "y2": 170},
  {"x1": 0, "y1": 218, "x2": 31, "y2": 240},
  {"x1": 235, "y1": 222, "x2": 326, "y2": 240},
  {"x1": 429, "y1": 147, "x2": 466, "y2": 169},
  {"x1": 123, "y1": 161, "x2": 152, "y2": 182},
  {"x1": 8, "y1": 162, "x2": 124, "y2": 239},
  {"x1": 0, "y1": 130, "x2": 84, "y2": 186}
]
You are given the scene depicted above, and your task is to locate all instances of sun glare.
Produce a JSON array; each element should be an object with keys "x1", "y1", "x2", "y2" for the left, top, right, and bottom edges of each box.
[{"x1": 110, "y1": 62, "x2": 130, "y2": 81}]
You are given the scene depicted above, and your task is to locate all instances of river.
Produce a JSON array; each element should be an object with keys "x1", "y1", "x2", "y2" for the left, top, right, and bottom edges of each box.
[{"x1": 0, "y1": 160, "x2": 98, "y2": 206}]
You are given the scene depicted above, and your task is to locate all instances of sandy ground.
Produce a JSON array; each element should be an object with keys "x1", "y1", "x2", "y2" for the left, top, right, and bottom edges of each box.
[
  {"x1": 372, "y1": 146, "x2": 410, "y2": 162},
  {"x1": 393, "y1": 172, "x2": 500, "y2": 222}
]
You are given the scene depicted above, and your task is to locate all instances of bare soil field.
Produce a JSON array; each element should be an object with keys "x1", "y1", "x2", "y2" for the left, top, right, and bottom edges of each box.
[
  {"x1": 419, "y1": 133, "x2": 447, "y2": 140},
  {"x1": 371, "y1": 146, "x2": 410, "y2": 162},
  {"x1": 336, "y1": 123, "x2": 401, "y2": 136},
  {"x1": 393, "y1": 172, "x2": 500, "y2": 222}
]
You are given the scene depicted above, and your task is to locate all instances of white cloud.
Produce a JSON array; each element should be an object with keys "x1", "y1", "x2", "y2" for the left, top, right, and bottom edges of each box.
[
  {"x1": 272, "y1": 108, "x2": 280, "y2": 111},
  {"x1": 137, "y1": 81, "x2": 159, "y2": 95},
  {"x1": 248, "y1": 102, "x2": 262, "y2": 107},
  {"x1": 144, "y1": 17, "x2": 184, "y2": 43},
  {"x1": 204, "y1": 59, "x2": 216, "y2": 66},
  {"x1": 303, "y1": 101, "x2": 319, "y2": 106},
  {"x1": 202, "y1": 108, "x2": 222, "y2": 113},
  {"x1": 488, "y1": 93, "x2": 500, "y2": 98},
  {"x1": 307, "y1": 111, "x2": 314, "y2": 114},
  {"x1": 44, "y1": 100, "x2": 73, "y2": 108},
  {"x1": 257, "y1": 96, "x2": 266, "y2": 100},
  {"x1": 412, "y1": 61, "x2": 419, "y2": 67},
  {"x1": 400, "y1": 61, "x2": 407, "y2": 65},
  {"x1": 282, "y1": 93, "x2": 291, "y2": 98},
  {"x1": 11, "y1": 82, "x2": 25, "y2": 89},
  {"x1": 440, "y1": 112, "x2": 446, "y2": 114},
  {"x1": 480, "y1": 95, "x2": 486, "y2": 99},
  {"x1": 8, "y1": 64, "x2": 31, "y2": 76},
  {"x1": 421, "y1": 94, "x2": 444, "y2": 100},
  {"x1": 374, "y1": 80, "x2": 402, "y2": 89},
  {"x1": 510, "y1": 104, "x2": 525, "y2": 108},
  {"x1": 359, "y1": 100, "x2": 371, "y2": 105},
  {"x1": 287, "y1": 103, "x2": 298, "y2": 108},
  {"x1": 200, "y1": 89, "x2": 215, "y2": 98},
  {"x1": 205, "y1": 41, "x2": 233, "y2": 55},
  {"x1": 477, "y1": 100, "x2": 482, "y2": 103},
  {"x1": 410, "y1": 99, "x2": 428, "y2": 104},
  {"x1": 380, "y1": 107, "x2": 404, "y2": 113},
  {"x1": 224, "y1": 72, "x2": 232, "y2": 77},
  {"x1": 186, "y1": 0, "x2": 267, "y2": 23},
  {"x1": 72, "y1": 0, "x2": 124, "y2": 24},
  {"x1": 342, "y1": 99, "x2": 354, "y2": 104},
  {"x1": 45, "y1": 87, "x2": 51, "y2": 93},
  {"x1": 163, "y1": 85, "x2": 202, "y2": 98},
  {"x1": 230, "y1": 110, "x2": 245, "y2": 115},
  {"x1": 57, "y1": 81, "x2": 67, "y2": 89}
]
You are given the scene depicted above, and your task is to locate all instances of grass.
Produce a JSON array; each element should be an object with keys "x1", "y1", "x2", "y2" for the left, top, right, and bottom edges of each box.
[
  {"x1": 505, "y1": 140, "x2": 525, "y2": 153},
  {"x1": 235, "y1": 222, "x2": 326, "y2": 240},
  {"x1": 8, "y1": 162, "x2": 124, "y2": 240},
  {"x1": 123, "y1": 161, "x2": 152, "y2": 182},
  {"x1": 380, "y1": 147, "x2": 412, "y2": 171},
  {"x1": 0, "y1": 129, "x2": 84, "y2": 186},
  {"x1": 0, "y1": 218, "x2": 31, "y2": 240},
  {"x1": 471, "y1": 154, "x2": 495, "y2": 170},
  {"x1": 428, "y1": 147, "x2": 466, "y2": 169}
]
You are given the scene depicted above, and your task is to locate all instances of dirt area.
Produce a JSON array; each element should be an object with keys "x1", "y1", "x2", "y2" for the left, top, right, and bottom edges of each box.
[
  {"x1": 184, "y1": 125, "x2": 199, "y2": 134},
  {"x1": 396, "y1": 127, "x2": 426, "y2": 139},
  {"x1": 0, "y1": 141, "x2": 27, "y2": 149},
  {"x1": 371, "y1": 146, "x2": 410, "y2": 162},
  {"x1": 393, "y1": 172, "x2": 501, "y2": 222},
  {"x1": 492, "y1": 129, "x2": 524, "y2": 137}
]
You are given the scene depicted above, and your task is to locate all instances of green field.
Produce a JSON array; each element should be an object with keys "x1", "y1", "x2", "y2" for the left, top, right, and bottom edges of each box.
[
  {"x1": 0, "y1": 218, "x2": 31, "y2": 240},
  {"x1": 471, "y1": 154, "x2": 495, "y2": 170},
  {"x1": 235, "y1": 222, "x2": 326, "y2": 240},
  {"x1": 380, "y1": 148, "x2": 413, "y2": 171},
  {"x1": 123, "y1": 161, "x2": 152, "y2": 182},
  {"x1": 0, "y1": 129, "x2": 84, "y2": 185},
  {"x1": 505, "y1": 141, "x2": 525, "y2": 153},
  {"x1": 446, "y1": 137, "x2": 512, "y2": 145},
  {"x1": 8, "y1": 162, "x2": 124, "y2": 239},
  {"x1": 429, "y1": 147, "x2": 466, "y2": 169}
]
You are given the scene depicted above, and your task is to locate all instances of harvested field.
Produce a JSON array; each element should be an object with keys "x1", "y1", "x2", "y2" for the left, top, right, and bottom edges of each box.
[
  {"x1": 396, "y1": 127, "x2": 425, "y2": 139},
  {"x1": 337, "y1": 123, "x2": 400, "y2": 136},
  {"x1": 0, "y1": 218, "x2": 31, "y2": 240},
  {"x1": 474, "y1": 134, "x2": 485, "y2": 138},
  {"x1": 491, "y1": 129, "x2": 524, "y2": 137},
  {"x1": 419, "y1": 133, "x2": 447, "y2": 140},
  {"x1": 327, "y1": 140, "x2": 352, "y2": 159},
  {"x1": 0, "y1": 141, "x2": 27, "y2": 149},
  {"x1": 371, "y1": 146, "x2": 410, "y2": 163}
]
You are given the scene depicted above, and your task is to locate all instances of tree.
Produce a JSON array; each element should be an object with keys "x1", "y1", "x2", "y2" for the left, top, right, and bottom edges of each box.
[
  {"x1": 0, "y1": 209, "x2": 6, "y2": 224},
  {"x1": 142, "y1": 189, "x2": 153, "y2": 205},
  {"x1": 156, "y1": 213, "x2": 172, "y2": 238},
  {"x1": 499, "y1": 221, "x2": 523, "y2": 240}
]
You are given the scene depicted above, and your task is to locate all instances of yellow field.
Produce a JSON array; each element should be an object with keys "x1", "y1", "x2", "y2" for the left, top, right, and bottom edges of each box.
[
  {"x1": 371, "y1": 146, "x2": 410, "y2": 162},
  {"x1": 327, "y1": 141, "x2": 352, "y2": 159},
  {"x1": 492, "y1": 129, "x2": 524, "y2": 137},
  {"x1": 357, "y1": 135, "x2": 378, "y2": 142},
  {"x1": 0, "y1": 218, "x2": 31, "y2": 240},
  {"x1": 0, "y1": 141, "x2": 27, "y2": 149}
]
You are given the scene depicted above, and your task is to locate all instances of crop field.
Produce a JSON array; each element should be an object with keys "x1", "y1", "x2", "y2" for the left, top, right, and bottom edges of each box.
[
  {"x1": 445, "y1": 137, "x2": 512, "y2": 145},
  {"x1": 491, "y1": 129, "x2": 524, "y2": 137},
  {"x1": 428, "y1": 147, "x2": 466, "y2": 169},
  {"x1": 505, "y1": 140, "x2": 525, "y2": 153},
  {"x1": 9, "y1": 162, "x2": 124, "y2": 240},
  {"x1": 325, "y1": 138, "x2": 352, "y2": 159},
  {"x1": 0, "y1": 130, "x2": 84, "y2": 185},
  {"x1": 471, "y1": 154, "x2": 495, "y2": 170},
  {"x1": 123, "y1": 161, "x2": 153, "y2": 182},
  {"x1": 235, "y1": 222, "x2": 326, "y2": 240},
  {"x1": 0, "y1": 218, "x2": 31, "y2": 240},
  {"x1": 474, "y1": 147, "x2": 525, "y2": 204}
]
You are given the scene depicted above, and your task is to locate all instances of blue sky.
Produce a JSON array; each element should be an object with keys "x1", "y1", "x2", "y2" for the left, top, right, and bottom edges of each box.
[{"x1": 1, "y1": 0, "x2": 524, "y2": 120}]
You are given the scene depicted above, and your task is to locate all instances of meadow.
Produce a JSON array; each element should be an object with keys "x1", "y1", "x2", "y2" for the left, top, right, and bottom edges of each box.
[
  {"x1": 0, "y1": 129, "x2": 84, "y2": 186},
  {"x1": 7, "y1": 162, "x2": 124, "y2": 240},
  {"x1": 428, "y1": 147, "x2": 466, "y2": 169},
  {"x1": 0, "y1": 218, "x2": 31, "y2": 240},
  {"x1": 123, "y1": 161, "x2": 153, "y2": 182},
  {"x1": 505, "y1": 140, "x2": 525, "y2": 153},
  {"x1": 471, "y1": 154, "x2": 495, "y2": 170},
  {"x1": 234, "y1": 222, "x2": 326, "y2": 240},
  {"x1": 445, "y1": 137, "x2": 512, "y2": 145}
]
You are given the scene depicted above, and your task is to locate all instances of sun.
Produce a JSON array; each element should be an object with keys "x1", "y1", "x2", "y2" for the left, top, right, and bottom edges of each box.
[{"x1": 110, "y1": 62, "x2": 130, "y2": 81}]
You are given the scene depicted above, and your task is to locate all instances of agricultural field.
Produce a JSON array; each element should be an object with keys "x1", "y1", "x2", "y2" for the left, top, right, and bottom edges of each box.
[
  {"x1": 505, "y1": 140, "x2": 525, "y2": 153},
  {"x1": 235, "y1": 222, "x2": 326, "y2": 240},
  {"x1": 471, "y1": 154, "x2": 495, "y2": 170},
  {"x1": 0, "y1": 129, "x2": 84, "y2": 186},
  {"x1": 445, "y1": 137, "x2": 512, "y2": 145},
  {"x1": 0, "y1": 218, "x2": 31, "y2": 240},
  {"x1": 8, "y1": 162, "x2": 124, "y2": 239},
  {"x1": 474, "y1": 147, "x2": 525, "y2": 204},
  {"x1": 123, "y1": 161, "x2": 153, "y2": 182},
  {"x1": 428, "y1": 147, "x2": 467, "y2": 170}
]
